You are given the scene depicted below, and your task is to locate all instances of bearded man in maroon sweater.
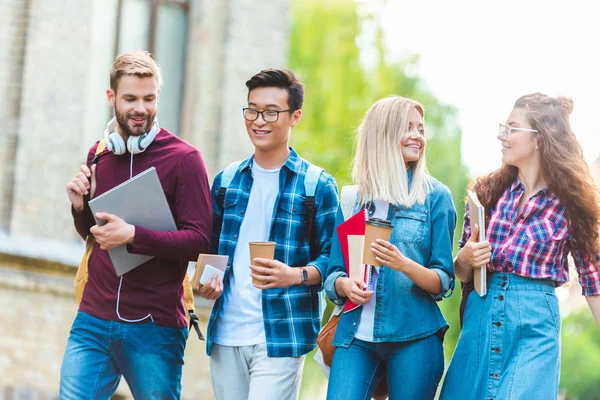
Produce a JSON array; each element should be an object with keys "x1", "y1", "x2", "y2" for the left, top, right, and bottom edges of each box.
[{"x1": 60, "y1": 50, "x2": 212, "y2": 399}]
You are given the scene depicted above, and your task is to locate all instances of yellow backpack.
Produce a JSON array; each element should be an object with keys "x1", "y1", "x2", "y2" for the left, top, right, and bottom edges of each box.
[{"x1": 73, "y1": 139, "x2": 203, "y2": 340}]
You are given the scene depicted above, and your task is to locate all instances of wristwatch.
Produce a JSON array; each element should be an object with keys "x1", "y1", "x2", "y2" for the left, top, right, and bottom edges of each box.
[{"x1": 299, "y1": 267, "x2": 309, "y2": 285}]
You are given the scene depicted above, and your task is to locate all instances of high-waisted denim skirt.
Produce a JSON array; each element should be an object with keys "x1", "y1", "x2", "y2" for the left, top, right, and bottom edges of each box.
[{"x1": 441, "y1": 273, "x2": 560, "y2": 400}]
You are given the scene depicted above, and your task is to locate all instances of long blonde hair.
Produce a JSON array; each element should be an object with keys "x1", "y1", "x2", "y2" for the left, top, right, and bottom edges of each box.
[{"x1": 352, "y1": 96, "x2": 431, "y2": 206}]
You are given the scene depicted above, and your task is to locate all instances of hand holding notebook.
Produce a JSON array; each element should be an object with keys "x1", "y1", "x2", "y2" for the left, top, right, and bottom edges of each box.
[{"x1": 191, "y1": 254, "x2": 229, "y2": 289}]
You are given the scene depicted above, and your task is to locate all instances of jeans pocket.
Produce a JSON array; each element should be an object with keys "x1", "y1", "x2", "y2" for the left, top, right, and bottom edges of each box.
[{"x1": 542, "y1": 292, "x2": 561, "y2": 332}]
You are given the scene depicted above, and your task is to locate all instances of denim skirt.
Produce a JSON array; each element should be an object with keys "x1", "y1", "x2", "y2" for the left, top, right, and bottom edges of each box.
[{"x1": 440, "y1": 273, "x2": 560, "y2": 400}]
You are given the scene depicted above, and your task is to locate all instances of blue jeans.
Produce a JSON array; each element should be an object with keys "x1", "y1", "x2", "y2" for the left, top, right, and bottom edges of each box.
[
  {"x1": 327, "y1": 334, "x2": 444, "y2": 400},
  {"x1": 60, "y1": 311, "x2": 188, "y2": 400}
]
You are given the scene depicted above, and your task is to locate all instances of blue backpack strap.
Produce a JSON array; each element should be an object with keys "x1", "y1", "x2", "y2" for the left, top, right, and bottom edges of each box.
[
  {"x1": 304, "y1": 164, "x2": 324, "y2": 198},
  {"x1": 340, "y1": 185, "x2": 359, "y2": 221},
  {"x1": 217, "y1": 160, "x2": 244, "y2": 208},
  {"x1": 304, "y1": 164, "x2": 324, "y2": 250}
]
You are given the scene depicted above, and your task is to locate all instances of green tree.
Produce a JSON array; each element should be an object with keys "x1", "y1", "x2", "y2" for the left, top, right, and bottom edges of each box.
[
  {"x1": 560, "y1": 310, "x2": 600, "y2": 400},
  {"x1": 289, "y1": 0, "x2": 468, "y2": 397}
]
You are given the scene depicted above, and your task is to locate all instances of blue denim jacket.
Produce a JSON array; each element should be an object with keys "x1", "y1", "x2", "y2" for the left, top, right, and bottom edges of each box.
[{"x1": 324, "y1": 177, "x2": 457, "y2": 347}]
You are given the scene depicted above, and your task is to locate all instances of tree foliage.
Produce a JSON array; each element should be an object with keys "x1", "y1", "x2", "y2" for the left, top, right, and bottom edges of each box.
[{"x1": 560, "y1": 310, "x2": 600, "y2": 400}]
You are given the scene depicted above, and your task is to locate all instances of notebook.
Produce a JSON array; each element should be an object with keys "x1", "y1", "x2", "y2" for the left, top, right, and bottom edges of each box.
[
  {"x1": 347, "y1": 235, "x2": 373, "y2": 288},
  {"x1": 88, "y1": 167, "x2": 177, "y2": 276},
  {"x1": 336, "y1": 209, "x2": 369, "y2": 313},
  {"x1": 191, "y1": 254, "x2": 229, "y2": 288},
  {"x1": 468, "y1": 190, "x2": 487, "y2": 296}
]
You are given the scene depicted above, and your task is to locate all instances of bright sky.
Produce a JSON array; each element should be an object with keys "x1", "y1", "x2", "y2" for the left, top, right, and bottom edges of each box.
[{"x1": 375, "y1": 0, "x2": 600, "y2": 176}]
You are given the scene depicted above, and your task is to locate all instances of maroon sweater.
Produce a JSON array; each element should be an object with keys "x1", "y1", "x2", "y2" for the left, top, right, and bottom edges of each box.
[{"x1": 73, "y1": 129, "x2": 212, "y2": 328}]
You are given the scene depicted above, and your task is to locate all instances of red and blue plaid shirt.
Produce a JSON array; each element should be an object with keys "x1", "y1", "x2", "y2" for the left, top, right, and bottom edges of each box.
[{"x1": 460, "y1": 178, "x2": 600, "y2": 296}]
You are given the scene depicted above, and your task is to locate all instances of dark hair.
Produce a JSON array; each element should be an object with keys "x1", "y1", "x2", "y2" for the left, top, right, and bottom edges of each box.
[{"x1": 245, "y1": 69, "x2": 304, "y2": 111}]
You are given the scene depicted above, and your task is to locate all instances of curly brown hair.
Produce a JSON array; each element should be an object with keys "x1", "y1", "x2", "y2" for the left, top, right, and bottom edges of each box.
[{"x1": 472, "y1": 93, "x2": 600, "y2": 263}]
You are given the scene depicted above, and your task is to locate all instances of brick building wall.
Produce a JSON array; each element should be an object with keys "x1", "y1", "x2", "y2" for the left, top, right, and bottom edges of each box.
[
  {"x1": 0, "y1": 0, "x2": 29, "y2": 232},
  {"x1": 0, "y1": 0, "x2": 290, "y2": 397},
  {"x1": 3, "y1": 0, "x2": 289, "y2": 243}
]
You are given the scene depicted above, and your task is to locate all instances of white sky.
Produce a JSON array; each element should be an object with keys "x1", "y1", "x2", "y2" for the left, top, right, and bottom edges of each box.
[{"x1": 374, "y1": 0, "x2": 600, "y2": 176}]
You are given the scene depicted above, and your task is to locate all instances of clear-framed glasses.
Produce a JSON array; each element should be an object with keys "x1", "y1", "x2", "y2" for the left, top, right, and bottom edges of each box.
[
  {"x1": 242, "y1": 107, "x2": 292, "y2": 122},
  {"x1": 498, "y1": 123, "x2": 538, "y2": 140}
]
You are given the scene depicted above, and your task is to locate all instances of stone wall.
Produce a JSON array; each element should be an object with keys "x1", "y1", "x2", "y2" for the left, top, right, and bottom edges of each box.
[
  {"x1": 2, "y1": 0, "x2": 290, "y2": 240},
  {"x1": 0, "y1": 0, "x2": 291, "y2": 397},
  {"x1": 0, "y1": 0, "x2": 29, "y2": 232}
]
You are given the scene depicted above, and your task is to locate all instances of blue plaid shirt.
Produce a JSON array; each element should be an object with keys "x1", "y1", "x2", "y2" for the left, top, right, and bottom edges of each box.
[{"x1": 206, "y1": 148, "x2": 339, "y2": 357}]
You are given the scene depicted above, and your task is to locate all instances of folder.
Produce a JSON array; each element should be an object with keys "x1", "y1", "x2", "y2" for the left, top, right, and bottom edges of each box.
[
  {"x1": 336, "y1": 209, "x2": 370, "y2": 312},
  {"x1": 468, "y1": 190, "x2": 487, "y2": 296},
  {"x1": 191, "y1": 254, "x2": 229, "y2": 289},
  {"x1": 88, "y1": 167, "x2": 177, "y2": 276}
]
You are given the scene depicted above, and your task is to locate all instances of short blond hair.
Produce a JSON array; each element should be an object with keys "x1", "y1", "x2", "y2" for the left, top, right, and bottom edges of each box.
[{"x1": 109, "y1": 50, "x2": 163, "y2": 93}]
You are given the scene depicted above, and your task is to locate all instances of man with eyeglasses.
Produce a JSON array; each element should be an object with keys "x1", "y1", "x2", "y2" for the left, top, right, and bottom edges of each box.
[{"x1": 198, "y1": 69, "x2": 339, "y2": 400}]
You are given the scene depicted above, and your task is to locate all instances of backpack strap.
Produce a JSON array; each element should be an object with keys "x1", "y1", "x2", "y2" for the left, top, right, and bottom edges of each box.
[
  {"x1": 75, "y1": 139, "x2": 109, "y2": 305},
  {"x1": 340, "y1": 185, "x2": 359, "y2": 221},
  {"x1": 304, "y1": 164, "x2": 324, "y2": 249},
  {"x1": 95, "y1": 139, "x2": 107, "y2": 157},
  {"x1": 183, "y1": 274, "x2": 204, "y2": 341},
  {"x1": 217, "y1": 160, "x2": 244, "y2": 208}
]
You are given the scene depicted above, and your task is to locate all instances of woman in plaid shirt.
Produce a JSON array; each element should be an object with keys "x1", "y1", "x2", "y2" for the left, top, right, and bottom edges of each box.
[{"x1": 441, "y1": 93, "x2": 600, "y2": 400}]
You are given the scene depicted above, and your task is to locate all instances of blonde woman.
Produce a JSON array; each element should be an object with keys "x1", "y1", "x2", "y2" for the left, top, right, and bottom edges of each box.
[{"x1": 324, "y1": 96, "x2": 457, "y2": 400}]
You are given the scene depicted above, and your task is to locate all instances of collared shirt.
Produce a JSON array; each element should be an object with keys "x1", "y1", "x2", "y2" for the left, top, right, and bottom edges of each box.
[
  {"x1": 459, "y1": 178, "x2": 600, "y2": 296},
  {"x1": 73, "y1": 129, "x2": 213, "y2": 328},
  {"x1": 325, "y1": 176, "x2": 457, "y2": 346},
  {"x1": 206, "y1": 148, "x2": 339, "y2": 357}
]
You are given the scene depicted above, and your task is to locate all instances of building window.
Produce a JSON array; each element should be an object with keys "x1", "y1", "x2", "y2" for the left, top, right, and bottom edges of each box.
[{"x1": 115, "y1": 0, "x2": 189, "y2": 136}]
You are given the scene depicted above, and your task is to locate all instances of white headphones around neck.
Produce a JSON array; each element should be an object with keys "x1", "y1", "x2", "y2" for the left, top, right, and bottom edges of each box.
[{"x1": 103, "y1": 117, "x2": 160, "y2": 155}]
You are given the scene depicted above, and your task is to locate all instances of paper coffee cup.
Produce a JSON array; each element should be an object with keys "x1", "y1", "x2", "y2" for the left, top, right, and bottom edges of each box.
[
  {"x1": 363, "y1": 218, "x2": 393, "y2": 266},
  {"x1": 249, "y1": 241, "x2": 276, "y2": 285}
]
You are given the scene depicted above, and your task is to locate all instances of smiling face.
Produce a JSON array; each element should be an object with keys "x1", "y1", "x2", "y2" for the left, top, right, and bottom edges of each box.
[
  {"x1": 499, "y1": 107, "x2": 539, "y2": 168},
  {"x1": 107, "y1": 75, "x2": 159, "y2": 138},
  {"x1": 400, "y1": 107, "x2": 425, "y2": 167},
  {"x1": 245, "y1": 86, "x2": 301, "y2": 154}
]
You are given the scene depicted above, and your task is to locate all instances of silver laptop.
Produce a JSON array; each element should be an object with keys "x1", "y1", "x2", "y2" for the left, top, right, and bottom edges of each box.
[{"x1": 88, "y1": 167, "x2": 177, "y2": 276}]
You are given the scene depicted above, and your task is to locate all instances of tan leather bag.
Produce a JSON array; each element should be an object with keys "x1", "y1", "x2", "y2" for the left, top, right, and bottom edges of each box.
[{"x1": 316, "y1": 312, "x2": 340, "y2": 366}]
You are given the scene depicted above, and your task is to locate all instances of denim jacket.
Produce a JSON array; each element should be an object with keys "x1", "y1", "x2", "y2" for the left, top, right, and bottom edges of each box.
[{"x1": 324, "y1": 177, "x2": 457, "y2": 347}]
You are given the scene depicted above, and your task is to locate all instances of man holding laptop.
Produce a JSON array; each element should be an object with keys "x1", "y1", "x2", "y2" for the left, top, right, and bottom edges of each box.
[{"x1": 61, "y1": 51, "x2": 212, "y2": 399}]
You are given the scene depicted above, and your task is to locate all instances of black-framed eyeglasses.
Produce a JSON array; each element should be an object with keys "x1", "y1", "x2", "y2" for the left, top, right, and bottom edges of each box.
[{"x1": 242, "y1": 107, "x2": 292, "y2": 122}]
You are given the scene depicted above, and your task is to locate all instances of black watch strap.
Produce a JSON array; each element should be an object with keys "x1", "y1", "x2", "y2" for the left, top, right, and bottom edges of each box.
[{"x1": 300, "y1": 267, "x2": 309, "y2": 284}]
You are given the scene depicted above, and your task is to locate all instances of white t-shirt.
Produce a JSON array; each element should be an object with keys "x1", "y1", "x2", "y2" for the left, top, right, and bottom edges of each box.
[
  {"x1": 213, "y1": 162, "x2": 280, "y2": 346},
  {"x1": 354, "y1": 199, "x2": 389, "y2": 342}
]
